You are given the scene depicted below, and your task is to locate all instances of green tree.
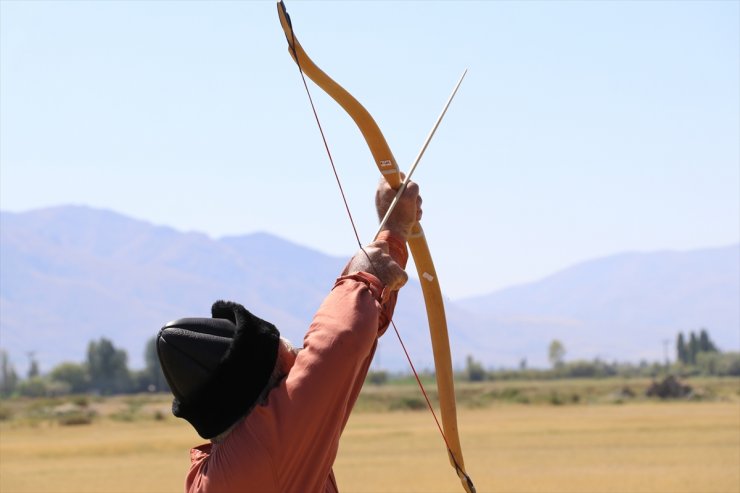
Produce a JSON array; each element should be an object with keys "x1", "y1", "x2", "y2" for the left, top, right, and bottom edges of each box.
[
  {"x1": 366, "y1": 370, "x2": 388, "y2": 385},
  {"x1": 0, "y1": 350, "x2": 19, "y2": 396},
  {"x1": 27, "y1": 357, "x2": 40, "y2": 379},
  {"x1": 698, "y1": 329, "x2": 718, "y2": 353},
  {"x1": 695, "y1": 349, "x2": 738, "y2": 377},
  {"x1": 696, "y1": 351, "x2": 720, "y2": 375},
  {"x1": 716, "y1": 352, "x2": 740, "y2": 376},
  {"x1": 548, "y1": 340, "x2": 566, "y2": 369},
  {"x1": 17, "y1": 377, "x2": 49, "y2": 397},
  {"x1": 465, "y1": 355, "x2": 486, "y2": 382},
  {"x1": 50, "y1": 362, "x2": 90, "y2": 393},
  {"x1": 676, "y1": 333, "x2": 687, "y2": 364},
  {"x1": 87, "y1": 338, "x2": 131, "y2": 394},
  {"x1": 688, "y1": 332, "x2": 699, "y2": 365}
]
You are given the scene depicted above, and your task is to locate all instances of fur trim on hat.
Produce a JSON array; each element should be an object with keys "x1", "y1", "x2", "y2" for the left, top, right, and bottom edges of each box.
[{"x1": 170, "y1": 300, "x2": 280, "y2": 439}]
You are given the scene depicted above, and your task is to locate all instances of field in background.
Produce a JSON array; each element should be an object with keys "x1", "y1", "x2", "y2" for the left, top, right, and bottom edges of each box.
[
  {"x1": 1, "y1": 379, "x2": 739, "y2": 493},
  {"x1": 335, "y1": 402, "x2": 740, "y2": 493}
]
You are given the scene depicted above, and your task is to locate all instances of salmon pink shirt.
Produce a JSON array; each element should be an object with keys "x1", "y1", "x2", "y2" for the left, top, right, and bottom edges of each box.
[{"x1": 185, "y1": 236, "x2": 407, "y2": 493}]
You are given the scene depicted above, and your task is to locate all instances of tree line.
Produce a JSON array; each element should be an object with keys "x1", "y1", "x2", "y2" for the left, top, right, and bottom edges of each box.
[
  {"x1": 2, "y1": 327, "x2": 739, "y2": 397},
  {"x1": 676, "y1": 329, "x2": 717, "y2": 365},
  {"x1": 0, "y1": 337, "x2": 168, "y2": 398},
  {"x1": 460, "y1": 328, "x2": 739, "y2": 382}
]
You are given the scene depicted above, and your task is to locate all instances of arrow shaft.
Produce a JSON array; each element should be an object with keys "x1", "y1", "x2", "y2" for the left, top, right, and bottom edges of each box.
[{"x1": 374, "y1": 69, "x2": 467, "y2": 239}]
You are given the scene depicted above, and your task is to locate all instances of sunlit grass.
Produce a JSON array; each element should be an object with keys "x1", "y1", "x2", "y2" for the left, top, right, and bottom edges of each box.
[{"x1": 1, "y1": 396, "x2": 739, "y2": 493}]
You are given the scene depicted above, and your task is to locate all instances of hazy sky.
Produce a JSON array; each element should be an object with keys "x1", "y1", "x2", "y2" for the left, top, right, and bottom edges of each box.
[{"x1": 1, "y1": 0, "x2": 738, "y2": 299}]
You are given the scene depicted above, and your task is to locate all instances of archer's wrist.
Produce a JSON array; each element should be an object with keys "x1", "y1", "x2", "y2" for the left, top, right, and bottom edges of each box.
[{"x1": 376, "y1": 230, "x2": 408, "y2": 268}]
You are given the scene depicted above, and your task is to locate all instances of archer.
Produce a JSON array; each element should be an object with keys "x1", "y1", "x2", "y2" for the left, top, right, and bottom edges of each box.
[{"x1": 157, "y1": 179, "x2": 422, "y2": 492}]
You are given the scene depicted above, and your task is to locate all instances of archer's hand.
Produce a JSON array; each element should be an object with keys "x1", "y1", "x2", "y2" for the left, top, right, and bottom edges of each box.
[
  {"x1": 375, "y1": 176, "x2": 422, "y2": 241},
  {"x1": 342, "y1": 240, "x2": 408, "y2": 292}
]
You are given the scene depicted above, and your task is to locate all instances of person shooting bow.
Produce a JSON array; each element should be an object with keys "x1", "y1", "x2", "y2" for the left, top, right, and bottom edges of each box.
[{"x1": 156, "y1": 177, "x2": 422, "y2": 492}]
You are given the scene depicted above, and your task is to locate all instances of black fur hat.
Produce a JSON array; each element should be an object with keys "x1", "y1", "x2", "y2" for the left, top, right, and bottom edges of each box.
[{"x1": 157, "y1": 300, "x2": 280, "y2": 439}]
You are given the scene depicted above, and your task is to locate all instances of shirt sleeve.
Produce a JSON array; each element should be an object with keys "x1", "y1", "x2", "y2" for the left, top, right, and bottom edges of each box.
[{"x1": 253, "y1": 276, "x2": 387, "y2": 492}]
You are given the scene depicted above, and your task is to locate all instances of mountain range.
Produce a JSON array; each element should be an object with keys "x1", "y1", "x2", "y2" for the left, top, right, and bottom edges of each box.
[{"x1": 1, "y1": 205, "x2": 737, "y2": 373}]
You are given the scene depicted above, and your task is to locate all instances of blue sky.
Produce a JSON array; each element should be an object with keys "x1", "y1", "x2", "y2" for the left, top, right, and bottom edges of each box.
[{"x1": 1, "y1": 0, "x2": 738, "y2": 299}]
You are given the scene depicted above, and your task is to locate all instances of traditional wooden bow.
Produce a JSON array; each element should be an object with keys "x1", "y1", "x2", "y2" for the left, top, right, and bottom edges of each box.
[{"x1": 276, "y1": 3, "x2": 474, "y2": 492}]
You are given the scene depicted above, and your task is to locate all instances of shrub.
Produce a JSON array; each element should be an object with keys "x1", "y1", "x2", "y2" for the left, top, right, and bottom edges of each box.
[
  {"x1": 110, "y1": 408, "x2": 138, "y2": 422},
  {"x1": 549, "y1": 392, "x2": 564, "y2": 406},
  {"x1": 646, "y1": 376, "x2": 692, "y2": 399},
  {"x1": 72, "y1": 395, "x2": 90, "y2": 407},
  {"x1": 493, "y1": 387, "x2": 530, "y2": 404},
  {"x1": 465, "y1": 355, "x2": 487, "y2": 382},
  {"x1": 366, "y1": 371, "x2": 388, "y2": 385},
  {"x1": 17, "y1": 377, "x2": 50, "y2": 398},
  {"x1": 57, "y1": 410, "x2": 95, "y2": 426},
  {"x1": 390, "y1": 397, "x2": 427, "y2": 411}
]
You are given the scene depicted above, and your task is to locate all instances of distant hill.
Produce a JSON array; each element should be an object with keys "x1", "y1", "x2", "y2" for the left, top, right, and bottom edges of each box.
[
  {"x1": 0, "y1": 206, "x2": 438, "y2": 372},
  {"x1": 458, "y1": 245, "x2": 740, "y2": 364},
  {"x1": 1, "y1": 206, "x2": 737, "y2": 373}
]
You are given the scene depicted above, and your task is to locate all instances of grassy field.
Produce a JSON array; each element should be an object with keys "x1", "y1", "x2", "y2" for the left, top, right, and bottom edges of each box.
[{"x1": 1, "y1": 381, "x2": 739, "y2": 493}]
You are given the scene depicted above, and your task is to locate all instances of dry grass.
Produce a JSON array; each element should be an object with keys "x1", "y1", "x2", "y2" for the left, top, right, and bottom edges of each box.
[
  {"x1": 335, "y1": 402, "x2": 740, "y2": 493},
  {"x1": 1, "y1": 401, "x2": 738, "y2": 493},
  {"x1": 0, "y1": 419, "x2": 194, "y2": 493}
]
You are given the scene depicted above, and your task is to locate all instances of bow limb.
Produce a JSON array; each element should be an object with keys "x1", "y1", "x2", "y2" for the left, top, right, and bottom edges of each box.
[
  {"x1": 276, "y1": 1, "x2": 401, "y2": 183},
  {"x1": 406, "y1": 235, "x2": 473, "y2": 491},
  {"x1": 277, "y1": 3, "x2": 474, "y2": 492}
]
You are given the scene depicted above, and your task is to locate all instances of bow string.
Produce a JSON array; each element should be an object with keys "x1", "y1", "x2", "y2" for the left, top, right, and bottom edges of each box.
[{"x1": 276, "y1": 3, "x2": 475, "y2": 492}]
